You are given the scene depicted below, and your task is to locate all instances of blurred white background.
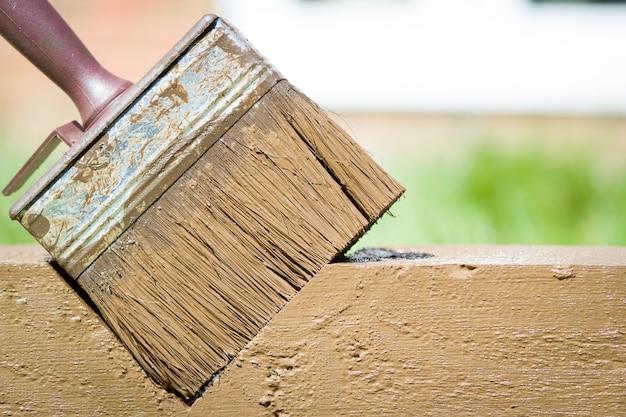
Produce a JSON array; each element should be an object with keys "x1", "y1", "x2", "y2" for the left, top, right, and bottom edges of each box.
[{"x1": 216, "y1": 0, "x2": 626, "y2": 114}]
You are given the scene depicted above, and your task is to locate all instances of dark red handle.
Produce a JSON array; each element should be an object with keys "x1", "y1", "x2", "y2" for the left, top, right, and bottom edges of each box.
[{"x1": 0, "y1": 0, "x2": 131, "y2": 128}]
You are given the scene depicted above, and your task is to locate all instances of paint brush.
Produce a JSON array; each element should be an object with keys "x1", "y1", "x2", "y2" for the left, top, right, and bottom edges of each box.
[{"x1": 0, "y1": 0, "x2": 404, "y2": 402}]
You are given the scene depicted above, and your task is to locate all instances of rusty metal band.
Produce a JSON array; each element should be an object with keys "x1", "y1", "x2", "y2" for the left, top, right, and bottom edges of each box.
[{"x1": 13, "y1": 16, "x2": 284, "y2": 277}]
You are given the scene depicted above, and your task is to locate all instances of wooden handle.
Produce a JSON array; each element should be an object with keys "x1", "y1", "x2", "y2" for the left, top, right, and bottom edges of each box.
[{"x1": 0, "y1": 0, "x2": 131, "y2": 127}]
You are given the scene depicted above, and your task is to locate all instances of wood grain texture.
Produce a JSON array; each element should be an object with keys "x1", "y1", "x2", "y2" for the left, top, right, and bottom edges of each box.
[
  {"x1": 76, "y1": 80, "x2": 404, "y2": 400},
  {"x1": 1, "y1": 245, "x2": 624, "y2": 416}
]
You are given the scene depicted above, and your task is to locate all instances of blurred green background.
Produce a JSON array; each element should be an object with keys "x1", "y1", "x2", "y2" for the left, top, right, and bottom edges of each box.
[
  {"x1": 356, "y1": 141, "x2": 626, "y2": 249},
  {"x1": 2, "y1": 126, "x2": 625, "y2": 247}
]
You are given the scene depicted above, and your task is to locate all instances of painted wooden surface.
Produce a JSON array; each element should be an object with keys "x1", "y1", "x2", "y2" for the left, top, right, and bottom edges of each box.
[{"x1": 1, "y1": 245, "x2": 625, "y2": 416}]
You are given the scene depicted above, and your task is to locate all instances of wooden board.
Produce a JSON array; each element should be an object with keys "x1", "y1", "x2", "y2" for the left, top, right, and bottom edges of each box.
[
  {"x1": 1, "y1": 245, "x2": 625, "y2": 416},
  {"x1": 0, "y1": 246, "x2": 184, "y2": 416}
]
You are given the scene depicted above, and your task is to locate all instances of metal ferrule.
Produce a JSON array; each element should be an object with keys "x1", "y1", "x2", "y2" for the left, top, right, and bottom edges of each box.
[{"x1": 12, "y1": 16, "x2": 283, "y2": 277}]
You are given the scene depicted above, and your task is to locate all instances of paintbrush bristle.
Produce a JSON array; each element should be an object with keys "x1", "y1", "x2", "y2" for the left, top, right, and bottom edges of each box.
[{"x1": 77, "y1": 81, "x2": 403, "y2": 401}]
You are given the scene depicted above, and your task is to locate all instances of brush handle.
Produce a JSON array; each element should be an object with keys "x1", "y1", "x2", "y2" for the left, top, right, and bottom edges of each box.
[{"x1": 0, "y1": 0, "x2": 131, "y2": 128}]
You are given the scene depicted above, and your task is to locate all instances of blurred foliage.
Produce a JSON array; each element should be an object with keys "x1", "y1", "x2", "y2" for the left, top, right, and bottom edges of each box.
[
  {"x1": 1, "y1": 137, "x2": 625, "y2": 247},
  {"x1": 0, "y1": 140, "x2": 33, "y2": 244},
  {"x1": 356, "y1": 143, "x2": 626, "y2": 248}
]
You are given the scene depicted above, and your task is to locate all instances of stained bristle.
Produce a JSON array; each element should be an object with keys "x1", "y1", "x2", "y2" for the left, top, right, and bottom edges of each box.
[{"x1": 77, "y1": 81, "x2": 404, "y2": 401}]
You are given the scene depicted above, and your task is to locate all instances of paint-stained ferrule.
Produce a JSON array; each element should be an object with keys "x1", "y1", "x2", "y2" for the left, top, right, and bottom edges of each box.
[{"x1": 11, "y1": 16, "x2": 283, "y2": 277}]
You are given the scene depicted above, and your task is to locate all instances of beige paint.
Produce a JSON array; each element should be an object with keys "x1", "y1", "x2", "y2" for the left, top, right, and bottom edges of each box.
[{"x1": 1, "y1": 245, "x2": 625, "y2": 416}]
